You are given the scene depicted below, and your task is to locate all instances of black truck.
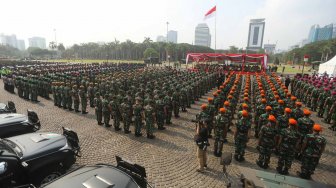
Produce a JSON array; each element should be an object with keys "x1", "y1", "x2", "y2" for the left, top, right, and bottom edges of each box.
[
  {"x1": 0, "y1": 127, "x2": 80, "y2": 187},
  {"x1": 0, "y1": 110, "x2": 41, "y2": 138}
]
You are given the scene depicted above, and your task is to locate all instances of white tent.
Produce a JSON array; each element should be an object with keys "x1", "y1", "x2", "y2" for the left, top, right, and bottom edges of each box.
[{"x1": 318, "y1": 55, "x2": 336, "y2": 76}]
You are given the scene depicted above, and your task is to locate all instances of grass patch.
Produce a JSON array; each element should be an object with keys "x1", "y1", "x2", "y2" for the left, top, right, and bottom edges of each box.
[{"x1": 275, "y1": 64, "x2": 312, "y2": 74}]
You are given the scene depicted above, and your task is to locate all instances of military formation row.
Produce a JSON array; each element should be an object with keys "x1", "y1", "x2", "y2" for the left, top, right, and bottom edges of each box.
[
  {"x1": 291, "y1": 75, "x2": 336, "y2": 131},
  {"x1": 194, "y1": 72, "x2": 326, "y2": 180}
]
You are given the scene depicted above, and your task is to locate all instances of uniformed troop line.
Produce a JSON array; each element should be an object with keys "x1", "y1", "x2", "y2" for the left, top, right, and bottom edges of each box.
[
  {"x1": 194, "y1": 72, "x2": 326, "y2": 179},
  {"x1": 3, "y1": 63, "x2": 220, "y2": 139},
  {"x1": 291, "y1": 75, "x2": 336, "y2": 131}
]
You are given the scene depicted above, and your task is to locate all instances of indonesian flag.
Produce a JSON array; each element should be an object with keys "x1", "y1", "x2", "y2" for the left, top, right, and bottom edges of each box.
[{"x1": 204, "y1": 6, "x2": 216, "y2": 20}]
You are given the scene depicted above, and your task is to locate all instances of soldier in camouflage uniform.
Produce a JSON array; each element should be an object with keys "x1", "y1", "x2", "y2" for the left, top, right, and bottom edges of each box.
[
  {"x1": 79, "y1": 85, "x2": 88, "y2": 114},
  {"x1": 328, "y1": 99, "x2": 336, "y2": 131},
  {"x1": 94, "y1": 92, "x2": 103, "y2": 125},
  {"x1": 120, "y1": 98, "x2": 131, "y2": 134},
  {"x1": 180, "y1": 86, "x2": 188, "y2": 112},
  {"x1": 133, "y1": 98, "x2": 143, "y2": 137},
  {"x1": 324, "y1": 92, "x2": 336, "y2": 124},
  {"x1": 51, "y1": 82, "x2": 57, "y2": 106},
  {"x1": 256, "y1": 115, "x2": 277, "y2": 169},
  {"x1": 214, "y1": 108, "x2": 229, "y2": 157},
  {"x1": 172, "y1": 87, "x2": 180, "y2": 118},
  {"x1": 255, "y1": 99, "x2": 267, "y2": 133},
  {"x1": 234, "y1": 110, "x2": 251, "y2": 162},
  {"x1": 276, "y1": 118, "x2": 300, "y2": 175},
  {"x1": 292, "y1": 102, "x2": 304, "y2": 120},
  {"x1": 296, "y1": 109, "x2": 315, "y2": 159},
  {"x1": 206, "y1": 98, "x2": 216, "y2": 138},
  {"x1": 298, "y1": 124, "x2": 326, "y2": 179},
  {"x1": 310, "y1": 84, "x2": 321, "y2": 112},
  {"x1": 72, "y1": 85, "x2": 80, "y2": 112},
  {"x1": 317, "y1": 88, "x2": 329, "y2": 117},
  {"x1": 109, "y1": 95, "x2": 121, "y2": 131},
  {"x1": 102, "y1": 94, "x2": 110, "y2": 127},
  {"x1": 155, "y1": 94, "x2": 166, "y2": 130},
  {"x1": 164, "y1": 91, "x2": 173, "y2": 124},
  {"x1": 66, "y1": 83, "x2": 74, "y2": 111},
  {"x1": 88, "y1": 83, "x2": 95, "y2": 107},
  {"x1": 144, "y1": 101, "x2": 155, "y2": 139},
  {"x1": 256, "y1": 106, "x2": 272, "y2": 138}
]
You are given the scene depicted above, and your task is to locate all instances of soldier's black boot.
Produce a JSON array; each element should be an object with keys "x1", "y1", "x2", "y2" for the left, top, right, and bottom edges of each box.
[
  {"x1": 256, "y1": 160, "x2": 263, "y2": 168},
  {"x1": 115, "y1": 127, "x2": 121, "y2": 131},
  {"x1": 276, "y1": 166, "x2": 282, "y2": 174},
  {"x1": 238, "y1": 155, "x2": 245, "y2": 162},
  {"x1": 82, "y1": 111, "x2": 88, "y2": 114},
  {"x1": 234, "y1": 154, "x2": 239, "y2": 161},
  {"x1": 124, "y1": 130, "x2": 131, "y2": 134},
  {"x1": 282, "y1": 168, "x2": 289, "y2": 175}
]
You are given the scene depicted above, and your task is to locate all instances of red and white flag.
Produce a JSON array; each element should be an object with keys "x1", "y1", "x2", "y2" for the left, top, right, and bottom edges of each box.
[{"x1": 204, "y1": 6, "x2": 216, "y2": 20}]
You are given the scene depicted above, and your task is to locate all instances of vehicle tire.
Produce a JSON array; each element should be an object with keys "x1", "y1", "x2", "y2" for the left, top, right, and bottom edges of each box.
[
  {"x1": 33, "y1": 122, "x2": 41, "y2": 131},
  {"x1": 31, "y1": 166, "x2": 63, "y2": 186}
]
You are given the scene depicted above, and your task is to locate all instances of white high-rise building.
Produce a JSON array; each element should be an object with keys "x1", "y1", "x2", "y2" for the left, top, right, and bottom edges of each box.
[
  {"x1": 167, "y1": 30, "x2": 177, "y2": 43},
  {"x1": 17, "y1": 40, "x2": 25, "y2": 51},
  {"x1": 28, "y1": 37, "x2": 46, "y2": 49},
  {"x1": 194, "y1": 23, "x2": 211, "y2": 47},
  {"x1": 156, "y1": 35, "x2": 166, "y2": 42},
  {"x1": 0, "y1": 34, "x2": 18, "y2": 48}
]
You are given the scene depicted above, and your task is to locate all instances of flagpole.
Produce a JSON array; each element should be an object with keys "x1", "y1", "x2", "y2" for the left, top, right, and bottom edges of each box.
[{"x1": 215, "y1": 6, "x2": 217, "y2": 51}]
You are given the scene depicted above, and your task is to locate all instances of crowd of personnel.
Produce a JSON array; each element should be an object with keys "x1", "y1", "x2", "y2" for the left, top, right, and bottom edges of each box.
[
  {"x1": 194, "y1": 72, "x2": 327, "y2": 180},
  {"x1": 1, "y1": 62, "x2": 219, "y2": 139},
  {"x1": 0, "y1": 61, "x2": 329, "y2": 180}
]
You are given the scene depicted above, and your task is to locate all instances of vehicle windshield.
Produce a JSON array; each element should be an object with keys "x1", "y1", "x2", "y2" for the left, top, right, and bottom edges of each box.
[{"x1": 0, "y1": 139, "x2": 23, "y2": 157}]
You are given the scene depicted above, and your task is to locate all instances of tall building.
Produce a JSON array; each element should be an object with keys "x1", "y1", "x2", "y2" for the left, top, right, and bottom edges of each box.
[
  {"x1": 167, "y1": 30, "x2": 177, "y2": 43},
  {"x1": 307, "y1": 24, "x2": 334, "y2": 43},
  {"x1": 194, "y1": 23, "x2": 211, "y2": 47},
  {"x1": 28, "y1": 37, "x2": 46, "y2": 49},
  {"x1": 0, "y1": 34, "x2": 18, "y2": 48},
  {"x1": 156, "y1": 35, "x2": 166, "y2": 42},
  {"x1": 317, "y1": 24, "x2": 333, "y2": 41},
  {"x1": 247, "y1": 19, "x2": 265, "y2": 51},
  {"x1": 263, "y1": 44, "x2": 276, "y2": 54},
  {"x1": 307, "y1": 24, "x2": 319, "y2": 43},
  {"x1": 17, "y1": 40, "x2": 25, "y2": 51}
]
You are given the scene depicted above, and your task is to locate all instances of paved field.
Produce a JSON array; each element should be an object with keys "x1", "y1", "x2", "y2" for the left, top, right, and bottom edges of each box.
[{"x1": 1, "y1": 81, "x2": 336, "y2": 187}]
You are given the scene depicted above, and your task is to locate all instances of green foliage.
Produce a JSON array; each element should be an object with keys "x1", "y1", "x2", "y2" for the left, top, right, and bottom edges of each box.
[
  {"x1": 61, "y1": 40, "x2": 214, "y2": 61},
  {"x1": 143, "y1": 48, "x2": 159, "y2": 58},
  {"x1": 274, "y1": 38, "x2": 336, "y2": 64},
  {"x1": 27, "y1": 47, "x2": 54, "y2": 57},
  {"x1": 0, "y1": 45, "x2": 23, "y2": 58}
]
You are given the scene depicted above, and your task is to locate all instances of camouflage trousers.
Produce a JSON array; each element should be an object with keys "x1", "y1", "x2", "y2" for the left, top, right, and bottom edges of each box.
[
  {"x1": 234, "y1": 136, "x2": 248, "y2": 156},
  {"x1": 81, "y1": 100, "x2": 87, "y2": 112},
  {"x1": 145, "y1": 119, "x2": 154, "y2": 135},
  {"x1": 103, "y1": 111, "x2": 110, "y2": 126},
  {"x1": 122, "y1": 115, "x2": 130, "y2": 131},
  {"x1": 166, "y1": 109, "x2": 172, "y2": 124},
  {"x1": 74, "y1": 100, "x2": 79, "y2": 111},
  {"x1": 257, "y1": 146, "x2": 273, "y2": 166},
  {"x1": 156, "y1": 112, "x2": 165, "y2": 129},
  {"x1": 277, "y1": 150, "x2": 295, "y2": 169},
  {"x1": 301, "y1": 155, "x2": 319, "y2": 176},
  {"x1": 134, "y1": 116, "x2": 142, "y2": 134},
  {"x1": 95, "y1": 109, "x2": 102, "y2": 123}
]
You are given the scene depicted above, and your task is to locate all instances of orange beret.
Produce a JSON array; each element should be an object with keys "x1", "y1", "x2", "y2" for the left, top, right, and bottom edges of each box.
[
  {"x1": 244, "y1": 97, "x2": 249, "y2": 101},
  {"x1": 268, "y1": 115, "x2": 276, "y2": 122},
  {"x1": 242, "y1": 110, "x2": 248, "y2": 117},
  {"x1": 201, "y1": 104, "x2": 207, "y2": 110},
  {"x1": 261, "y1": 99, "x2": 267, "y2": 104},
  {"x1": 219, "y1": 86, "x2": 224, "y2": 89},
  {"x1": 295, "y1": 102, "x2": 302, "y2": 106},
  {"x1": 289, "y1": 118, "x2": 297, "y2": 125},
  {"x1": 313, "y1": 124, "x2": 322, "y2": 132},
  {"x1": 213, "y1": 92, "x2": 218, "y2": 96},
  {"x1": 224, "y1": 101, "x2": 230, "y2": 106},
  {"x1": 285, "y1": 108, "x2": 292, "y2": 113},
  {"x1": 278, "y1": 100, "x2": 284, "y2": 104},
  {"x1": 303, "y1": 109, "x2": 311, "y2": 116},
  {"x1": 208, "y1": 98, "x2": 213, "y2": 102},
  {"x1": 228, "y1": 95, "x2": 233, "y2": 99},
  {"x1": 266, "y1": 106, "x2": 272, "y2": 111},
  {"x1": 291, "y1": 96, "x2": 297, "y2": 101},
  {"x1": 242, "y1": 103, "x2": 248, "y2": 108},
  {"x1": 287, "y1": 93, "x2": 292, "y2": 97},
  {"x1": 219, "y1": 108, "x2": 226, "y2": 113}
]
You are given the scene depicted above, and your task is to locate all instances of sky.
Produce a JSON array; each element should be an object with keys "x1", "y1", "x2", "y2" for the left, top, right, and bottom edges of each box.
[{"x1": 0, "y1": 0, "x2": 335, "y2": 50}]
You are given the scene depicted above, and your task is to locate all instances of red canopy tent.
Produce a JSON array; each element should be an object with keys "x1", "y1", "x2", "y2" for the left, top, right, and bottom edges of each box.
[{"x1": 185, "y1": 53, "x2": 268, "y2": 73}]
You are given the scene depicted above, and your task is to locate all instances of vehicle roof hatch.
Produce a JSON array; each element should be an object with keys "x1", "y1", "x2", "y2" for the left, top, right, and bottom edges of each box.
[
  {"x1": 83, "y1": 175, "x2": 115, "y2": 188},
  {"x1": 30, "y1": 134, "x2": 50, "y2": 143}
]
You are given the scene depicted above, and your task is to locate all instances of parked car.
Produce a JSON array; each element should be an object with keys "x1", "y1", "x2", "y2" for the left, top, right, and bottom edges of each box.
[
  {"x1": 0, "y1": 110, "x2": 41, "y2": 138},
  {"x1": 41, "y1": 156, "x2": 152, "y2": 188},
  {"x1": 0, "y1": 127, "x2": 81, "y2": 187},
  {"x1": 0, "y1": 101, "x2": 16, "y2": 114}
]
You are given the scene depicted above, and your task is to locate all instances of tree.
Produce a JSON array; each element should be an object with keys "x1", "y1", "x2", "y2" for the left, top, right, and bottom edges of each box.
[
  {"x1": 143, "y1": 48, "x2": 159, "y2": 58},
  {"x1": 229, "y1": 46, "x2": 238, "y2": 53},
  {"x1": 49, "y1": 41, "x2": 57, "y2": 50},
  {"x1": 57, "y1": 43, "x2": 65, "y2": 51}
]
